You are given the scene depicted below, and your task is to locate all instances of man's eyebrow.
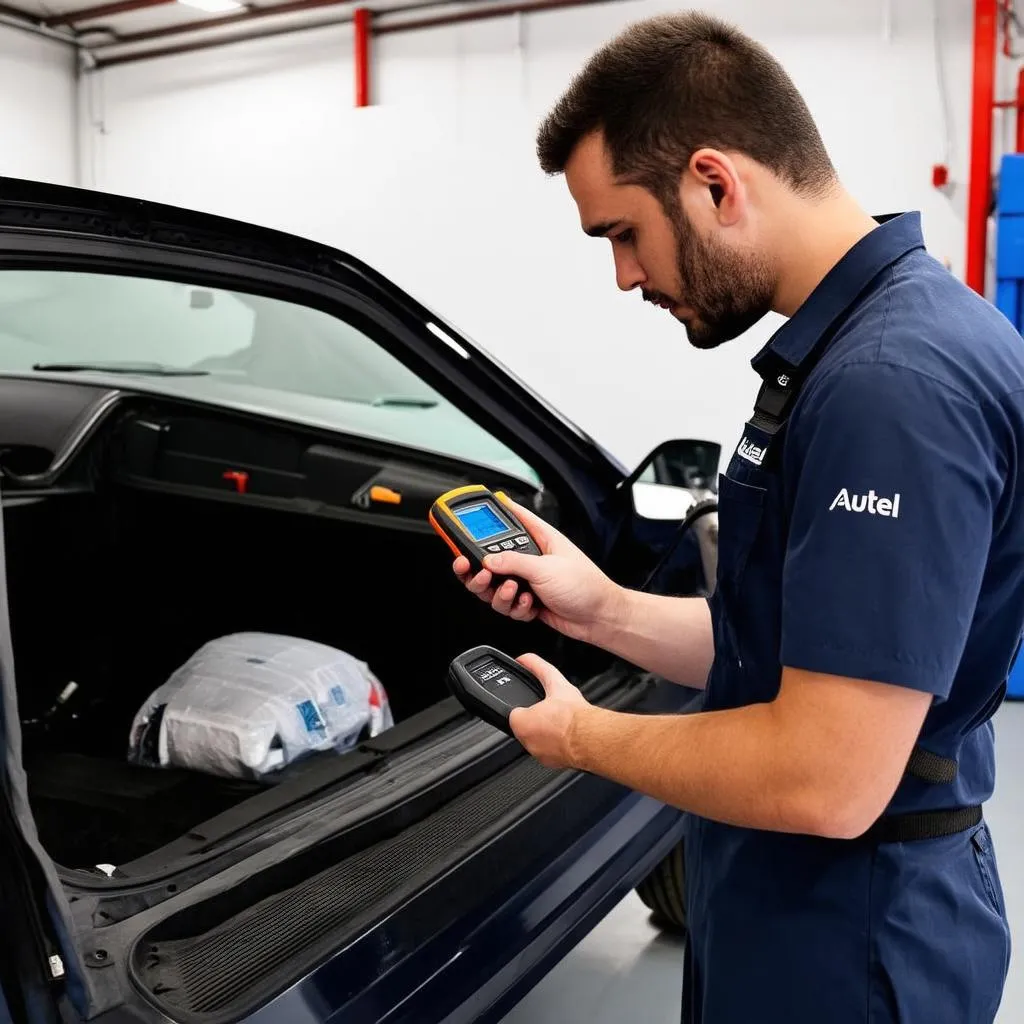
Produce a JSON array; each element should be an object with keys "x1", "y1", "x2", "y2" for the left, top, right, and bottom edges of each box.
[{"x1": 583, "y1": 220, "x2": 623, "y2": 238}]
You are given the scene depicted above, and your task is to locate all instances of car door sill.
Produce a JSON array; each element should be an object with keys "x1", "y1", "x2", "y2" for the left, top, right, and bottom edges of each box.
[{"x1": 63, "y1": 663, "x2": 659, "y2": 927}]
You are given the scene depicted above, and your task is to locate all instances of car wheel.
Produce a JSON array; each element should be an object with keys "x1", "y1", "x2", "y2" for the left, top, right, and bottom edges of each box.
[{"x1": 636, "y1": 841, "x2": 687, "y2": 934}]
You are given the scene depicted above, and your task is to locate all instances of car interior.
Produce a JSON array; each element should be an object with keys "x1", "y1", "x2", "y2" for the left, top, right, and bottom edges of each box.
[{"x1": 3, "y1": 384, "x2": 573, "y2": 874}]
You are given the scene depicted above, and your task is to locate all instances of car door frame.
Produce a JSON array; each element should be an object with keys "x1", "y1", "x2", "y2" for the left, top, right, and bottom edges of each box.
[{"x1": 0, "y1": 188, "x2": 650, "y2": 1021}]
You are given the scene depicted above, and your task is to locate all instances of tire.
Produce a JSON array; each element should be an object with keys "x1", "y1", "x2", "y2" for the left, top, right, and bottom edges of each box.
[{"x1": 636, "y1": 841, "x2": 687, "y2": 934}]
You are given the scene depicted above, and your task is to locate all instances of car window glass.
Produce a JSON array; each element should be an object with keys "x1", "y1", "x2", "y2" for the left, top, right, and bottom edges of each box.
[{"x1": 0, "y1": 270, "x2": 541, "y2": 485}]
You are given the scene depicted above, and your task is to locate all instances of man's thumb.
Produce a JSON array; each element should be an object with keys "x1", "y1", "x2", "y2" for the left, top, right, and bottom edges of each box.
[
  {"x1": 515, "y1": 653, "x2": 560, "y2": 696},
  {"x1": 498, "y1": 495, "x2": 552, "y2": 548}
]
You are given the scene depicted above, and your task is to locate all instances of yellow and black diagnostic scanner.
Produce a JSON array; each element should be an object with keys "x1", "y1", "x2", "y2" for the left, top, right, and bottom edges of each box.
[{"x1": 429, "y1": 485, "x2": 542, "y2": 601}]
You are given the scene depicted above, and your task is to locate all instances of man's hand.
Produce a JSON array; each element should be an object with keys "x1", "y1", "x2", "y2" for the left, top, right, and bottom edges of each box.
[
  {"x1": 453, "y1": 497, "x2": 624, "y2": 644},
  {"x1": 507, "y1": 653, "x2": 591, "y2": 770},
  {"x1": 453, "y1": 498, "x2": 716, "y2": 691}
]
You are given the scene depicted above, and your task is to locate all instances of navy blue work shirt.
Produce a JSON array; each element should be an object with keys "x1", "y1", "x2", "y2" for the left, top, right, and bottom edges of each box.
[
  {"x1": 684, "y1": 211, "x2": 1020, "y2": 1022},
  {"x1": 708, "y1": 210, "x2": 1024, "y2": 811}
]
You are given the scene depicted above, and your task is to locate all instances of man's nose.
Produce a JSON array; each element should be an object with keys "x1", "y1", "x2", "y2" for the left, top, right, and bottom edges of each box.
[{"x1": 613, "y1": 248, "x2": 645, "y2": 292}]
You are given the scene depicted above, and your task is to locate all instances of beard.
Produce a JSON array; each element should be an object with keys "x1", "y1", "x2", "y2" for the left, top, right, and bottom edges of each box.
[{"x1": 646, "y1": 198, "x2": 775, "y2": 350}]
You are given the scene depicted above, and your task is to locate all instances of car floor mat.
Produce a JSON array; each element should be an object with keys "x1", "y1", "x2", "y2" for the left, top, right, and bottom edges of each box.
[{"x1": 25, "y1": 751, "x2": 262, "y2": 869}]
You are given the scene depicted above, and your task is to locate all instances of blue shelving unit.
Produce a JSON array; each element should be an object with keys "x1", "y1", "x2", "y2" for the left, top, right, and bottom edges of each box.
[
  {"x1": 996, "y1": 153, "x2": 1024, "y2": 332},
  {"x1": 995, "y1": 153, "x2": 1024, "y2": 698},
  {"x1": 1008, "y1": 657, "x2": 1024, "y2": 700}
]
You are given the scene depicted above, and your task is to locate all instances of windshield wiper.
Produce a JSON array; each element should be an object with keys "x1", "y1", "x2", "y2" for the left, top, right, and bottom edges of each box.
[
  {"x1": 32, "y1": 361, "x2": 209, "y2": 377},
  {"x1": 371, "y1": 395, "x2": 438, "y2": 408}
]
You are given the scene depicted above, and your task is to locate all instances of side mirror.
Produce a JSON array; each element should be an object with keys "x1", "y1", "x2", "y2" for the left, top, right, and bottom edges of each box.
[
  {"x1": 627, "y1": 438, "x2": 721, "y2": 520},
  {"x1": 636, "y1": 438, "x2": 721, "y2": 491},
  {"x1": 624, "y1": 438, "x2": 721, "y2": 595}
]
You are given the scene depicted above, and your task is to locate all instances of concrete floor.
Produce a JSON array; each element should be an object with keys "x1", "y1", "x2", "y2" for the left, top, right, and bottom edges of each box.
[{"x1": 502, "y1": 701, "x2": 1024, "y2": 1024}]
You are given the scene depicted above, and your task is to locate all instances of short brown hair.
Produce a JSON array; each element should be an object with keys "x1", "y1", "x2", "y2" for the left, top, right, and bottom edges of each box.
[{"x1": 536, "y1": 11, "x2": 836, "y2": 203}]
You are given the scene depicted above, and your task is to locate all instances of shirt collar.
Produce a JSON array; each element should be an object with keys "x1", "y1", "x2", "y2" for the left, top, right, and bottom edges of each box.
[{"x1": 751, "y1": 211, "x2": 925, "y2": 374}]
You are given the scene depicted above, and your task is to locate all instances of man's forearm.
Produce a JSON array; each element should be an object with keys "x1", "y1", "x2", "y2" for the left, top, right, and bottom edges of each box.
[
  {"x1": 589, "y1": 589, "x2": 714, "y2": 688},
  {"x1": 568, "y1": 700, "x2": 836, "y2": 836}
]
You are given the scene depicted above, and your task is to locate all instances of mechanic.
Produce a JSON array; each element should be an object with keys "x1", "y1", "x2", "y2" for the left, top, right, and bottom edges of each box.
[{"x1": 451, "y1": 11, "x2": 1019, "y2": 1024}]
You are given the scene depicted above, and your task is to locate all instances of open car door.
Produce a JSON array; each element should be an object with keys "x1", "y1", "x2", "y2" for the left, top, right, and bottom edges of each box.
[
  {"x1": 0, "y1": 489, "x2": 84, "y2": 1024},
  {"x1": 0, "y1": 177, "x2": 715, "y2": 1024}
]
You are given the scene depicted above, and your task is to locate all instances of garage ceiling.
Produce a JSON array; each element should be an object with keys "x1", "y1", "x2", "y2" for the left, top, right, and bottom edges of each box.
[{"x1": 0, "y1": 0, "x2": 623, "y2": 68}]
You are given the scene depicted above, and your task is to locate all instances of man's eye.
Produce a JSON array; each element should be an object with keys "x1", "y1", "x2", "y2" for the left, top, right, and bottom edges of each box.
[{"x1": 614, "y1": 228, "x2": 634, "y2": 244}]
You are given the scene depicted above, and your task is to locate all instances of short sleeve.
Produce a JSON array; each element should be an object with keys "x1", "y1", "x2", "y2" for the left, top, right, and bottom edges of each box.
[{"x1": 780, "y1": 361, "x2": 1001, "y2": 699}]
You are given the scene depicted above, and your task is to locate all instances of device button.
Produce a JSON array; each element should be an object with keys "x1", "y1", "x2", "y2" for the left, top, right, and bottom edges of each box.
[
  {"x1": 500, "y1": 540, "x2": 515, "y2": 550},
  {"x1": 487, "y1": 544, "x2": 502, "y2": 553},
  {"x1": 514, "y1": 535, "x2": 530, "y2": 546}
]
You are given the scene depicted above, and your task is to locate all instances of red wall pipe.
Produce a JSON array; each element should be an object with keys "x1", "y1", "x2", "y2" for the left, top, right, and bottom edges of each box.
[
  {"x1": 354, "y1": 7, "x2": 370, "y2": 107},
  {"x1": 966, "y1": 0, "x2": 998, "y2": 295},
  {"x1": 1016, "y1": 65, "x2": 1024, "y2": 152}
]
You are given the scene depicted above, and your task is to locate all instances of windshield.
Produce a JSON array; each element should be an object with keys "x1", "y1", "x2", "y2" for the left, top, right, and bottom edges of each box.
[{"x1": 0, "y1": 269, "x2": 540, "y2": 484}]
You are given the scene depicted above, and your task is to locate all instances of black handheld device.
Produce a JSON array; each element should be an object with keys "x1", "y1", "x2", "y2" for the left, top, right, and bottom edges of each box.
[
  {"x1": 446, "y1": 645, "x2": 545, "y2": 735},
  {"x1": 429, "y1": 485, "x2": 542, "y2": 600}
]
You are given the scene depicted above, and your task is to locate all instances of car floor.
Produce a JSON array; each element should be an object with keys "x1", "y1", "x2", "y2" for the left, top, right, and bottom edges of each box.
[{"x1": 500, "y1": 701, "x2": 1024, "y2": 1024}]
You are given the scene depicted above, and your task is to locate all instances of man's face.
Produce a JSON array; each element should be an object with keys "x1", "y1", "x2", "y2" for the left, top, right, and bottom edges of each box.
[{"x1": 564, "y1": 132, "x2": 774, "y2": 349}]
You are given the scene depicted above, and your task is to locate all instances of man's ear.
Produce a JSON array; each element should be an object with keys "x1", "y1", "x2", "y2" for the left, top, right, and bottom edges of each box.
[{"x1": 687, "y1": 148, "x2": 744, "y2": 226}]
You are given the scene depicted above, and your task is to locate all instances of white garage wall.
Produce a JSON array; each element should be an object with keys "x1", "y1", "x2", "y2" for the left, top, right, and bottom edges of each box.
[
  {"x1": 0, "y1": 25, "x2": 78, "y2": 185},
  {"x1": 81, "y1": 0, "x2": 982, "y2": 470}
]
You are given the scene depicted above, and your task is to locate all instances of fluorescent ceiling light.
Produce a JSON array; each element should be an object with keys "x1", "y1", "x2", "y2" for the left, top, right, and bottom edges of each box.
[{"x1": 177, "y1": 0, "x2": 243, "y2": 12}]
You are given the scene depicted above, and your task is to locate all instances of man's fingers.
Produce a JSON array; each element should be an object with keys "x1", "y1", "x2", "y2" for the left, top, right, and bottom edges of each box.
[
  {"x1": 464, "y1": 570, "x2": 499, "y2": 605},
  {"x1": 509, "y1": 592, "x2": 535, "y2": 621},
  {"x1": 464, "y1": 568, "x2": 491, "y2": 594},
  {"x1": 481, "y1": 551, "x2": 545, "y2": 583},
  {"x1": 491, "y1": 579, "x2": 519, "y2": 615},
  {"x1": 454, "y1": 548, "x2": 541, "y2": 621}
]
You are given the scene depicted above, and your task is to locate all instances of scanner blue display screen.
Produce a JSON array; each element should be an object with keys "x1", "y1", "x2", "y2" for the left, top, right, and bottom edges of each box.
[{"x1": 455, "y1": 502, "x2": 509, "y2": 542}]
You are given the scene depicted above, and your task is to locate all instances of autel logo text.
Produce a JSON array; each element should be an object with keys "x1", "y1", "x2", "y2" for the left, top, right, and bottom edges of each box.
[
  {"x1": 828, "y1": 488, "x2": 901, "y2": 518},
  {"x1": 737, "y1": 436, "x2": 766, "y2": 465}
]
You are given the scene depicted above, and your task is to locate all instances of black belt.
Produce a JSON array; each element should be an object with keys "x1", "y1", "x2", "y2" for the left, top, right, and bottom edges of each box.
[
  {"x1": 862, "y1": 743, "x2": 982, "y2": 843},
  {"x1": 865, "y1": 804, "x2": 982, "y2": 843}
]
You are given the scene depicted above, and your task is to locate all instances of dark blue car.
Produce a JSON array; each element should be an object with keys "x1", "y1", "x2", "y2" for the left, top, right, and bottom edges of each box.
[{"x1": 0, "y1": 177, "x2": 718, "y2": 1024}]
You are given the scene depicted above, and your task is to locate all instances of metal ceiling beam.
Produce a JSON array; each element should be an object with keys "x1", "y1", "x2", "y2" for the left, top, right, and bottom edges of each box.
[
  {"x1": 374, "y1": 0, "x2": 619, "y2": 33},
  {"x1": 88, "y1": 0, "x2": 623, "y2": 65},
  {"x1": 46, "y1": 0, "x2": 173, "y2": 27},
  {"x1": 47, "y1": 0, "x2": 456, "y2": 27},
  {"x1": 92, "y1": 11, "x2": 350, "y2": 62},
  {"x1": 95, "y1": 0, "x2": 352, "y2": 46},
  {"x1": 0, "y1": 0, "x2": 79, "y2": 42}
]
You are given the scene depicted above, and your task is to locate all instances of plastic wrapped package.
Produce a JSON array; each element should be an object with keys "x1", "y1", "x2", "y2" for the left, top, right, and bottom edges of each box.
[{"x1": 128, "y1": 633, "x2": 394, "y2": 781}]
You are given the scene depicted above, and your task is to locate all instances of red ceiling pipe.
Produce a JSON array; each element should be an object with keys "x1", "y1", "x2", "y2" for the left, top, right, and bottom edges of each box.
[
  {"x1": 354, "y1": 6, "x2": 370, "y2": 106},
  {"x1": 966, "y1": 0, "x2": 998, "y2": 295}
]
